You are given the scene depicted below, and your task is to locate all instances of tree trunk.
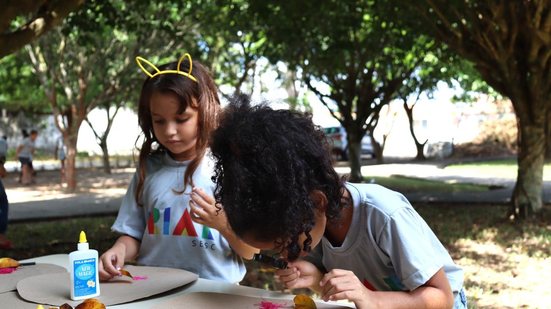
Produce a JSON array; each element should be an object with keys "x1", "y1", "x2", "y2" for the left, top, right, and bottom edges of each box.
[
  {"x1": 345, "y1": 126, "x2": 364, "y2": 182},
  {"x1": 347, "y1": 138, "x2": 363, "y2": 182},
  {"x1": 65, "y1": 135, "x2": 78, "y2": 192},
  {"x1": 510, "y1": 124, "x2": 545, "y2": 219},
  {"x1": 100, "y1": 139, "x2": 111, "y2": 174},
  {"x1": 369, "y1": 130, "x2": 384, "y2": 164},
  {"x1": 403, "y1": 100, "x2": 427, "y2": 161},
  {"x1": 546, "y1": 108, "x2": 551, "y2": 160},
  {"x1": 415, "y1": 143, "x2": 426, "y2": 161}
]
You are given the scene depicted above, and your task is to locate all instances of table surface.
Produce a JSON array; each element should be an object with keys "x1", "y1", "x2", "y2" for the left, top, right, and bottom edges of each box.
[{"x1": 21, "y1": 254, "x2": 354, "y2": 308}]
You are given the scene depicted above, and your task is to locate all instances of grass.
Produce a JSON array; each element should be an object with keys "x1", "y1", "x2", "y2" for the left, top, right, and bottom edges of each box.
[
  {"x1": 2, "y1": 215, "x2": 118, "y2": 260},
  {"x1": 445, "y1": 159, "x2": 551, "y2": 179},
  {"x1": 368, "y1": 175, "x2": 492, "y2": 193},
  {"x1": 414, "y1": 204, "x2": 551, "y2": 258}
]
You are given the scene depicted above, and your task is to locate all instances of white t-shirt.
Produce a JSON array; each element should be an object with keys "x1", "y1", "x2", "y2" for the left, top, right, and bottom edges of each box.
[
  {"x1": 111, "y1": 152, "x2": 246, "y2": 283},
  {"x1": 309, "y1": 183, "x2": 464, "y2": 293}
]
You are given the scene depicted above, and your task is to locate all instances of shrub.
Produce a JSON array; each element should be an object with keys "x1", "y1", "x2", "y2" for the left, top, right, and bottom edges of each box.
[{"x1": 453, "y1": 116, "x2": 517, "y2": 158}]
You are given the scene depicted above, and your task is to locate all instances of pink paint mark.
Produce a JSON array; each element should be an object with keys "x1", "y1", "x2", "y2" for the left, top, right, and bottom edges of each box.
[
  {"x1": 132, "y1": 275, "x2": 148, "y2": 280},
  {"x1": 0, "y1": 267, "x2": 17, "y2": 274},
  {"x1": 257, "y1": 300, "x2": 286, "y2": 309}
]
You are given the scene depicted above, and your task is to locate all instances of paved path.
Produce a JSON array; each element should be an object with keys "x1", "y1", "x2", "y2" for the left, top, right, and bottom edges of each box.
[
  {"x1": 9, "y1": 190, "x2": 125, "y2": 222},
  {"x1": 6, "y1": 162, "x2": 551, "y2": 222},
  {"x1": 335, "y1": 163, "x2": 551, "y2": 204},
  {"x1": 5, "y1": 168, "x2": 130, "y2": 222}
]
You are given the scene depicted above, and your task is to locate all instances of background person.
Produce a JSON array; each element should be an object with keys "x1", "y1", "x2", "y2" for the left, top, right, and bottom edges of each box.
[
  {"x1": 0, "y1": 152, "x2": 11, "y2": 249},
  {"x1": 16, "y1": 129, "x2": 38, "y2": 185},
  {"x1": 0, "y1": 135, "x2": 7, "y2": 165},
  {"x1": 55, "y1": 135, "x2": 67, "y2": 184}
]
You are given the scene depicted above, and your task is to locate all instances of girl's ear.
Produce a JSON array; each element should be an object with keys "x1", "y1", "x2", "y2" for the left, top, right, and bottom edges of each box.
[{"x1": 310, "y1": 190, "x2": 328, "y2": 213}]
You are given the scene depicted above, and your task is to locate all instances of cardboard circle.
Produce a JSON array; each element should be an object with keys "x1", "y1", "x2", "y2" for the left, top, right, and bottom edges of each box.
[
  {"x1": 151, "y1": 291, "x2": 352, "y2": 309},
  {"x1": 16, "y1": 265, "x2": 198, "y2": 307},
  {"x1": 0, "y1": 291, "x2": 38, "y2": 309},
  {"x1": 0, "y1": 263, "x2": 67, "y2": 293}
]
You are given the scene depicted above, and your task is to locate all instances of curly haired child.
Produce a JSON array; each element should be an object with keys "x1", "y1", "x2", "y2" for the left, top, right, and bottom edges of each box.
[
  {"x1": 99, "y1": 54, "x2": 257, "y2": 283},
  {"x1": 210, "y1": 96, "x2": 467, "y2": 308}
]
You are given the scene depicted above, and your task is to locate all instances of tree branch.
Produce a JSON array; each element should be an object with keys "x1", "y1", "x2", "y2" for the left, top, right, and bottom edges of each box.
[
  {"x1": 0, "y1": 0, "x2": 85, "y2": 58},
  {"x1": 306, "y1": 78, "x2": 343, "y2": 125}
]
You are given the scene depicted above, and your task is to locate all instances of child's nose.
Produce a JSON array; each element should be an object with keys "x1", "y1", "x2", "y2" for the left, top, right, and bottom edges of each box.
[{"x1": 165, "y1": 122, "x2": 178, "y2": 135}]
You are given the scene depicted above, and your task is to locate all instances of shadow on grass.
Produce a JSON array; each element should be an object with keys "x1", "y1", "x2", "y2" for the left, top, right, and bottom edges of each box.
[{"x1": 415, "y1": 203, "x2": 551, "y2": 258}]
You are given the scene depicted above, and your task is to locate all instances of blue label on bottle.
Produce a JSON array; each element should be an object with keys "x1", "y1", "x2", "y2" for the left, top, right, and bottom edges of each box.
[{"x1": 73, "y1": 258, "x2": 97, "y2": 297}]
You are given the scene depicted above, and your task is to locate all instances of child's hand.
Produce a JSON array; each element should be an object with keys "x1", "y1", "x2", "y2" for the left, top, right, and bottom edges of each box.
[
  {"x1": 189, "y1": 187, "x2": 226, "y2": 231},
  {"x1": 99, "y1": 245, "x2": 126, "y2": 281},
  {"x1": 275, "y1": 260, "x2": 323, "y2": 291},
  {"x1": 319, "y1": 269, "x2": 371, "y2": 307}
]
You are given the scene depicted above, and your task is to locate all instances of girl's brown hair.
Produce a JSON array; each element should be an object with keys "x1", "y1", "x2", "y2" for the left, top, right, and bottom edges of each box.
[{"x1": 134, "y1": 56, "x2": 220, "y2": 205}]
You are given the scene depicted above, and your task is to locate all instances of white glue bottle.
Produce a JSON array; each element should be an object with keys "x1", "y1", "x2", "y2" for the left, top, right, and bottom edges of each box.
[{"x1": 69, "y1": 230, "x2": 100, "y2": 300}]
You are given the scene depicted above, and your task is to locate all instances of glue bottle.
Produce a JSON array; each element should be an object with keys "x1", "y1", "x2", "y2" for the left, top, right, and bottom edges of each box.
[{"x1": 69, "y1": 230, "x2": 100, "y2": 300}]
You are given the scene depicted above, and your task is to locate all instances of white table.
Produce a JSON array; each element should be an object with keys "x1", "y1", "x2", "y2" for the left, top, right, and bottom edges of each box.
[{"x1": 21, "y1": 254, "x2": 354, "y2": 308}]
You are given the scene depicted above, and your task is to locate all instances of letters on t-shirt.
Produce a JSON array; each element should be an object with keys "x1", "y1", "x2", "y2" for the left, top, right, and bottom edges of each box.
[{"x1": 147, "y1": 207, "x2": 215, "y2": 245}]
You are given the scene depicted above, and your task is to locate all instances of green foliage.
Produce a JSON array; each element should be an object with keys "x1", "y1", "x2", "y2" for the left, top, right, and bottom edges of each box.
[
  {"x1": 246, "y1": 0, "x2": 447, "y2": 125},
  {"x1": 16, "y1": 0, "x2": 202, "y2": 116},
  {"x1": 77, "y1": 151, "x2": 90, "y2": 158},
  {"x1": 449, "y1": 60, "x2": 502, "y2": 103},
  {"x1": 188, "y1": 0, "x2": 271, "y2": 97},
  {"x1": 389, "y1": 1, "x2": 506, "y2": 104},
  {"x1": 242, "y1": 0, "x2": 460, "y2": 181},
  {"x1": 0, "y1": 54, "x2": 49, "y2": 114}
]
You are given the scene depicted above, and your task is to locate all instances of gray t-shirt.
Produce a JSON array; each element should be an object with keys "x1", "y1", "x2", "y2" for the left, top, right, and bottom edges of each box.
[
  {"x1": 310, "y1": 183, "x2": 463, "y2": 293},
  {"x1": 18, "y1": 137, "x2": 34, "y2": 159},
  {"x1": 112, "y1": 152, "x2": 246, "y2": 283}
]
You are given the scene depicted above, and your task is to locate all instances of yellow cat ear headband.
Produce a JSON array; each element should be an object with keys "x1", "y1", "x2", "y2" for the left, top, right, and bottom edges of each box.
[{"x1": 135, "y1": 53, "x2": 198, "y2": 82}]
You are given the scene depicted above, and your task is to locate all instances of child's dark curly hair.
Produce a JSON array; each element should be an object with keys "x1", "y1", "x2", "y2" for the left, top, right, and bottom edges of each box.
[{"x1": 211, "y1": 95, "x2": 343, "y2": 261}]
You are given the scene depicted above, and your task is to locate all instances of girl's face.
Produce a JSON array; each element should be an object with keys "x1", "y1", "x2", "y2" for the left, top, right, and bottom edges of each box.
[
  {"x1": 241, "y1": 208, "x2": 327, "y2": 261},
  {"x1": 150, "y1": 91, "x2": 199, "y2": 161}
]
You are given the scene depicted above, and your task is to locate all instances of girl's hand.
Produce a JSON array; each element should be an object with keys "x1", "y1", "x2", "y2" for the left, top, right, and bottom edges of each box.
[
  {"x1": 189, "y1": 187, "x2": 258, "y2": 259},
  {"x1": 275, "y1": 260, "x2": 323, "y2": 291},
  {"x1": 99, "y1": 245, "x2": 126, "y2": 281},
  {"x1": 189, "y1": 187, "x2": 226, "y2": 231},
  {"x1": 319, "y1": 269, "x2": 372, "y2": 307}
]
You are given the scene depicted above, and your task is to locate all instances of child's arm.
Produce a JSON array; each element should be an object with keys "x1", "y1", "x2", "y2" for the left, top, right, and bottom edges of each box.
[
  {"x1": 190, "y1": 187, "x2": 259, "y2": 259},
  {"x1": 319, "y1": 267, "x2": 454, "y2": 309},
  {"x1": 215, "y1": 223, "x2": 259, "y2": 259},
  {"x1": 98, "y1": 235, "x2": 140, "y2": 281}
]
